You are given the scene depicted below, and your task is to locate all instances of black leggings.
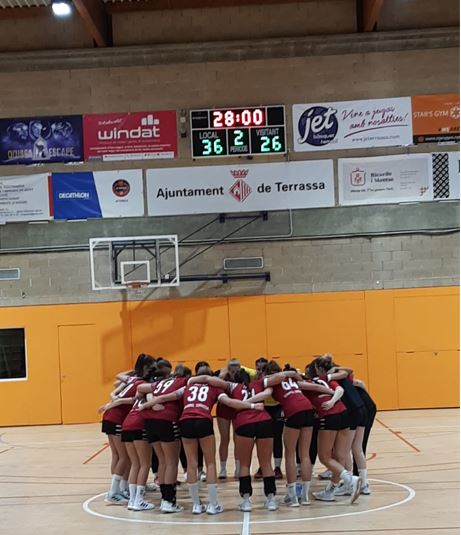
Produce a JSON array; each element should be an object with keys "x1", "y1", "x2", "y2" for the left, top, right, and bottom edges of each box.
[
  {"x1": 266, "y1": 404, "x2": 284, "y2": 459},
  {"x1": 353, "y1": 405, "x2": 376, "y2": 476}
]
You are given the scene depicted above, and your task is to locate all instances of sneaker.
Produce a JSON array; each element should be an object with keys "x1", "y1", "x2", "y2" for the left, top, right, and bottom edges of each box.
[
  {"x1": 274, "y1": 467, "x2": 283, "y2": 480},
  {"x1": 161, "y1": 501, "x2": 183, "y2": 514},
  {"x1": 239, "y1": 496, "x2": 252, "y2": 512},
  {"x1": 361, "y1": 483, "x2": 371, "y2": 495},
  {"x1": 254, "y1": 467, "x2": 263, "y2": 480},
  {"x1": 299, "y1": 493, "x2": 311, "y2": 506},
  {"x1": 334, "y1": 482, "x2": 352, "y2": 496},
  {"x1": 349, "y1": 476, "x2": 361, "y2": 505},
  {"x1": 313, "y1": 484, "x2": 336, "y2": 502},
  {"x1": 283, "y1": 494, "x2": 300, "y2": 507},
  {"x1": 104, "y1": 493, "x2": 128, "y2": 506},
  {"x1": 120, "y1": 489, "x2": 130, "y2": 500},
  {"x1": 192, "y1": 502, "x2": 206, "y2": 514},
  {"x1": 131, "y1": 500, "x2": 155, "y2": 511},
  {"x1": 146, "y1": 482, "x2": 160, "y2": 492},
  {"x1": 199, "y1": 470, "x2": 207, "y2": 482},
  {"x1": 264, "y1": 495, "x2": 278, "y2": 511},
  {"x1": 318, "y1": 469, "x2": 332, "y2": 480},
  {"x1": 206, "y1": 502, "x2": 224, "y2": 515},
  {"x1": 218, "y1": 467, "x2": 227, "y2": 480}
]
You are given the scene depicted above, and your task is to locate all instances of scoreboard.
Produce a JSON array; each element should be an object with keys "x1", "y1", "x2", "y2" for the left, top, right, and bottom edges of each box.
[{"x1": 190, "y1": 105, "x2": 286, "y2": 158}]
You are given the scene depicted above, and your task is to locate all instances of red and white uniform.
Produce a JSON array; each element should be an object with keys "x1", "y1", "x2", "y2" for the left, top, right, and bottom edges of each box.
[
  {"x1": 264, "y1": 376, "x2": 312, "y2": 418},
  {"x1": 143, "y1": 376, "x2": 188, "y2": 422},
  {"x1": 179, "y1": 383, "x2": 224, "y2": 421},
  {"x1": 103, "y1": 377, "x2": 139, "y2": 425},
  {"x1": 121, "y1": 380, "x2": 147, "y2": 431},
  {"x1": 304, "y1": 377, "x2": 347, "y2": 418},
  {"x1": 224, "y1": 378, "x2": 271, "y2": 430}
]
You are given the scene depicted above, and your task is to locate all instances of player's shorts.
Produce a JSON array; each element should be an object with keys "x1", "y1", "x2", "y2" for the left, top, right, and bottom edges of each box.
[
  {"x1": 318, "y1": 411, "x2": 349, "y2": 431},
  {"x1": 179, "y1": 418, "x2": 214, "y2": 439},
  {"x1": 101, "y1": 420, "x2": 122, "y2": 436},
  {"x1": 145, "y1": 419, "x2": 180, "y2": 443},
  {"x1": 235, "y1": 420, "x2": 274, "y2": 439},
  {"x1": 121, "y1": 429, "x2": 147, "y2": 442},
  {"x1": 285, "y1": 409, "x2": 316, "y2": 429},
  {"x1": 347, "y1": 407, "x2": 367, "y2": 430}
]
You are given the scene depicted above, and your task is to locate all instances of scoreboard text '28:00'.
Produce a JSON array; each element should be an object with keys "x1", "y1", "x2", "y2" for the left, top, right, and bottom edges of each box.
[{"x1": 190, "y1": 105, "x2": 286, "y2": 158}]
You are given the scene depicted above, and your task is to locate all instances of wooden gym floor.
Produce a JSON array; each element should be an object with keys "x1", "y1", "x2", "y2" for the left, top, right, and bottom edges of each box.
[{"x1": 0, "y1": 408, "x2": 458, "y2": 535}]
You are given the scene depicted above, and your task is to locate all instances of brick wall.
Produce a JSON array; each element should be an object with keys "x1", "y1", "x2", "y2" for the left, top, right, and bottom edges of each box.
[{"x1": 0, "y1": 234, "x2": 458, "y2": 307}]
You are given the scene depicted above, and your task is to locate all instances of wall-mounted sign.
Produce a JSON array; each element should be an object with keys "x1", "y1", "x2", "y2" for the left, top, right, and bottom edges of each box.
[
  {"x1": 412, "y1": 94, "x2": 460, "y2": 144},
  {"x1": 0, "y1": 173, "x2": 51, "y2": 222}
]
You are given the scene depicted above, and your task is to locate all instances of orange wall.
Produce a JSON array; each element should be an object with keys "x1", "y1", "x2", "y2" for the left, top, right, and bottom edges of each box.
[{"x1": 0, "y1": 286, "x2": 458, "y2": 426}]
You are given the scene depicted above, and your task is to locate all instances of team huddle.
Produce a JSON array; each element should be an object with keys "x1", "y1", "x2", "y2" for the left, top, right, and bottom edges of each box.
[{"x1": 99, "y1": 354, "x2": 376, "y2": 515}]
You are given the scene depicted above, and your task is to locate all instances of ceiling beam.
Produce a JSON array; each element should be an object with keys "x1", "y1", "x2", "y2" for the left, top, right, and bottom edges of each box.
[
  {"x1": 361, "y1": 0, "x2": 383, "y2": 32},
  {"x1": 106, "y1": 0, "x2": 325, "y2": 14},
  {"x1": 73, "y1": 0, "x2": 111, "y2": 47}
]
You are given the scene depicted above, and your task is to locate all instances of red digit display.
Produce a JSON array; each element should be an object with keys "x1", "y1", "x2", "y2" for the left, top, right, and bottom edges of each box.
[{"x1": 211, "y1": 108, "x2": 266, "y2": 128}]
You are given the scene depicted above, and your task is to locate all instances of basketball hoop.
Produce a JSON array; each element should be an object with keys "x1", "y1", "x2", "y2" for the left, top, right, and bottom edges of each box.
[{"x1": 126, "y1": 281, "x2": 146, "y2": 290}]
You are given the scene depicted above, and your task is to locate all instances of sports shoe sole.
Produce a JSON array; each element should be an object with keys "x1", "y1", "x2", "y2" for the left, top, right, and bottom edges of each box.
[{"x1": 350, "y1": 477, "x2": 361, "y2": 505}]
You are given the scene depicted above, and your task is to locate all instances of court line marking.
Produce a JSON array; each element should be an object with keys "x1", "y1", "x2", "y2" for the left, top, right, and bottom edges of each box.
[
  {"x1": 0, "y1": 448, "x2": 12, "y2": 455},
  {"x1": 83, "y1": 443, "x2": 110, "y2": 465},
  {"x1": 241, "y1": 511, "x2": 250, "y2": 535},
  {"x1": 82, "y1": 478, "x2": 416, "y2": 526},
  {"x1": 375, "y1": 418, "x2": 421, "y2": 453}
]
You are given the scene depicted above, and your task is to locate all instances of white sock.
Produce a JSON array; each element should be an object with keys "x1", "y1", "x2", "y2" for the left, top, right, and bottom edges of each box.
[
  {"x1": 188, "y1": 482, "x2": 201, "y2": 506},
  {"x1": 220, "y1": 461, "x2": 226, "y2": 472},
  {"x1": 340, "y1": 470, "x2": 352, "y2": 485},
  {"x1": 359, "y1": 468, "x2": 368, "y2": 485},
  {"x1": 109, "y1": 474, "x2": 121, "y2": 496},
  {"x1": 302, "y1": 480, "x2": 311, "y2": 496},
  {"x1": 135, "y1": 485, "x2": 145, "y2": 505},
  {"x1": 287, "y1": 482, "x2": 297, "y2": 498},
  {"x1": 274, "y1": 458, "x2": 282, "y2": 469},
  {"x1": 129, "y1": 484, "x2": 137, "y2": 504},
  {"x1": 120, "y1": 479, "x2": 128, "y2": 493},
  {"x1": 207, "y1": 483, "x2": 219, "y2": 506}
]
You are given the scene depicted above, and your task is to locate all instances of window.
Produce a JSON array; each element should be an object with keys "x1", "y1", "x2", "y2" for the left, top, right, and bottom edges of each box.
[{"x1": 0, "y1": 329, "x2": 27, "y2": 381}]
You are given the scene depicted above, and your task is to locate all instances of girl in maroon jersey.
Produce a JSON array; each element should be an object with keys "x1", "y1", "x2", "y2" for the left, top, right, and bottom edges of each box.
[
  {"x1": 303, "y1": 356, "x2": 361, "y2": 504},
  {"x1": 216, "y1": 362, "x2": 237, "y2": 480},
  {"x1": 193, "y1": 368, "x2": 278, "y2": 512},
  {"x1": 257, "y1": 360, "x2": 334, "y2": 507},
  {"x1": 145, "y1": 365, "x2": 264, "y2": 515},
  {"x1": 138, "y1": 361, "x2": 191, "y2": 513},
  {"x1": 120, "y1": 367, "x2": 157, "y2": 512},
  {"x1": 99, "y1": 354, "x2": 155, "y2": 505}
]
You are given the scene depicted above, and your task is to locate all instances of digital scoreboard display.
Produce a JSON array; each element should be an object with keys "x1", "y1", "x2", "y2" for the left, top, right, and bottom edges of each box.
[{"x1": 190, "y1": 105, "x2": 286, "y2": 158}]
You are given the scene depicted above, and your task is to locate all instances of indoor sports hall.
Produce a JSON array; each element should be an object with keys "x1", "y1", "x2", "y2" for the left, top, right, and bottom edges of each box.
[{"x1": 0, "y1": 1, "x2": 459, "y2": 535}]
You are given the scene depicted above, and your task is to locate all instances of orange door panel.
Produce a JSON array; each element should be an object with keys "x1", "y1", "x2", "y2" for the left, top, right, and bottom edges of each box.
[
  {"x1": 397, "y1": 350, "x2": 460, "y2": 408},
  {"x1": 394, "y1": 293, "x2": 460, "y2": 352},
  {"x1": 59, "y1": 324, "x2": 102, "y2": 424}
]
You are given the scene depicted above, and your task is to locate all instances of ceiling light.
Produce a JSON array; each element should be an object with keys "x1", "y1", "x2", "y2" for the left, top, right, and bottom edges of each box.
[{"x1": 52, "y1": 0, "x2": 72, "y2": 17}]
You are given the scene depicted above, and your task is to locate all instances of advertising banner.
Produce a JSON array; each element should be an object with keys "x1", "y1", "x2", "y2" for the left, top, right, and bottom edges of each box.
[
  {"x1": 0, "y1": 115, "x2": 83, "y2": 165},
  {"x1": 338, "y1": 154, "x2": 433, "y2": 206},
  {"x1": 0, "y1": 173, "x2": 51, "y2": 222},
  {"x1": 83, "y1": 111, "x2": 177, "y2": 161},
  {"x1": 292, "y1": 97, "x2": 413, "y2": 152},
  {"x1": 412, "y1": 94, "x2": 460, "y2": 144},
  {"x1": 432, "y1": 152, "x2": 460, "y2": 200},
  {"x1": 147, "y1": 160, "x2": 334, "y2": 216},
  {"x1": 52, "y1": 169, "x2": 144, "y2": 220}
]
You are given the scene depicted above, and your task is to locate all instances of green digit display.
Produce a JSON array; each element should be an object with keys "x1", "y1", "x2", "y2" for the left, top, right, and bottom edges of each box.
[
  {"x1": 214, "y1": 139, "x2": 224, "y2": 154},
  {"x1": 261, "y1": 136, "x2": 271, "y2": 152},
  {"x1": 202, "y1": 139, "x2": 213, "y2": 156},
  {"x1": 202, "y1": 138, "x2": 224, "y2": 155},
  {"x1": 234, "y1": 129, "x2": 244, "y2": 146},
  {"x1": 272, "y1": 135, "x2": 282, "y2": 151}
]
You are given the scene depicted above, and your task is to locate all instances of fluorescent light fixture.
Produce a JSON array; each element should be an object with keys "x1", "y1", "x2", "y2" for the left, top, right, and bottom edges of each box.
[{"x1": 52, "y1": 0, "x2": 72, "y2": 16}]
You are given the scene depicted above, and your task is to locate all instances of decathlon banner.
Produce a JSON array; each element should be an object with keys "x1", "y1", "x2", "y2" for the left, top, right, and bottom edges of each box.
[
  {"x1": 147, "y1": 160, "x2": 334, "y2": 216},
  {"x1": 412, "y1": 94, "x2": 460, "y2": 144},
  {"x1": 338, "y1": 154, "x2": 433, "y2": 206},
  {"x1": 292, "y1": 97, "x2": 413, "y2": 152},
  {"x1": 0, "y1": 173, "x2": 51, "y2": 222},
  {"x1": 83, "y1": 111, "x2": 177, "y2": 161},
  {"x1": 52, "y1": 169, "x2": 144, "y2": 220},
  {"x1": 0, "y1": 115, "x2": 83, "y2": 165}
]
